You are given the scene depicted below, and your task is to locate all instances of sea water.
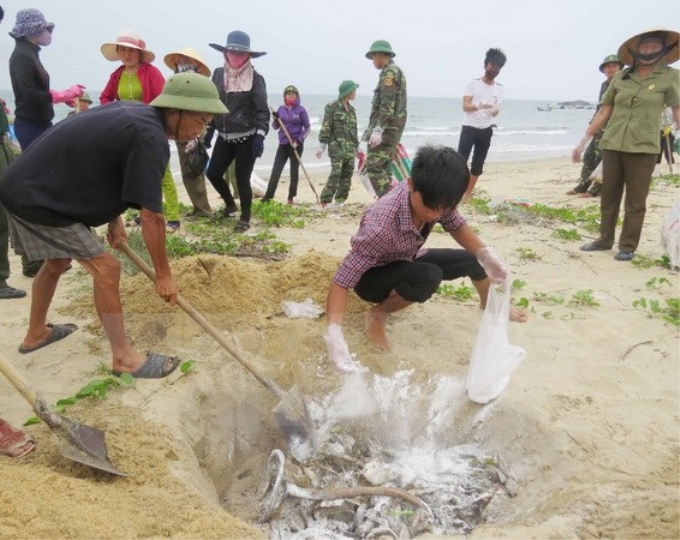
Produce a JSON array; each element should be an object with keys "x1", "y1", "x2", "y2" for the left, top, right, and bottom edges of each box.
[{"x1": 0, "y1": 89, "x2": 594, "y2": 175}]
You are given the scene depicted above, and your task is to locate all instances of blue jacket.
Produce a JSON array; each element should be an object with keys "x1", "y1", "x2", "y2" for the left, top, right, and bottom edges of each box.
[{"x1": 272, "y1": 94, "x2": 310, "y2": 146}]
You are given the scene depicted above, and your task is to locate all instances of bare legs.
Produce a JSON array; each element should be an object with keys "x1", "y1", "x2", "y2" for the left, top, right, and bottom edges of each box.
[{"x1": 21, "y1": 254, "x2": 148, "y2": 372}]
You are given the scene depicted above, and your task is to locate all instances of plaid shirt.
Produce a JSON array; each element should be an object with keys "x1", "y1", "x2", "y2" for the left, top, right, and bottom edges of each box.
[{"x1": 334, "y1": 181, "x2": 467, "y2": 289}]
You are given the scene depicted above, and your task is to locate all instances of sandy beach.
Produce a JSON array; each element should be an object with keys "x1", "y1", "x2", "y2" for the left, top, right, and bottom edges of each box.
[{"x1": 0, "y1": 156, "x2": 678, "y2": 539}]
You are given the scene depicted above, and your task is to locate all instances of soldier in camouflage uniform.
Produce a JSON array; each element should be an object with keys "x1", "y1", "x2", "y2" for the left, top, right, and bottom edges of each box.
[
  {"x1": 363, "y1": 40, "x2": 407, "y2": 197},
  {"x1": 567, "y1": 54, "x2": 623, "y2": 197},
  {"x1": 317, "y1": 80, "x2": 360, "y2": 206}
]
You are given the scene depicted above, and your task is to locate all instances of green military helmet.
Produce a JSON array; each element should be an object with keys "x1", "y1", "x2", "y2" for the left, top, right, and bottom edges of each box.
[
  {"x1": 150, "y1": 72, "x2": 228, "y2": 114},
  {"x1": 338, "y1": 80, "x2": 359, "y2": 99},
  {"x1": 599, "y1": 54, "x2": 623, "y2": 73},
  {"x1": 365, "y1": 39, "x2": 396, "y2": 59}
]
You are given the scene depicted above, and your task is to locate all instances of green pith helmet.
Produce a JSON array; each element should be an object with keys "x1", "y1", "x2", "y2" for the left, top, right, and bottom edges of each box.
[
  {"x1": 599, "y1": 54, "x2": 623, "y2": 73},
  {"x1": 338, "y1": 80, "x2": 359, "y2": 99},
  {"x1": 150, "y1": 72, "x2": 228, "y2": 114},
  {"x1": 365, "y1": 39, "x2": 396, "y2": 59}
]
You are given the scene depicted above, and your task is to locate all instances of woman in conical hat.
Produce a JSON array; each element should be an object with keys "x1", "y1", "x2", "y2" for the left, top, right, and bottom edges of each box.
[{"x1": 573, "y1": 28, "x2": 679, "y2": 263}]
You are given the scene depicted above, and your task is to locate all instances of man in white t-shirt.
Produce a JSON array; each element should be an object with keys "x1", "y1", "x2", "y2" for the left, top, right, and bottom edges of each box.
[{"x1": 458, "y1": 48, "x2": 507, "y2": 200}]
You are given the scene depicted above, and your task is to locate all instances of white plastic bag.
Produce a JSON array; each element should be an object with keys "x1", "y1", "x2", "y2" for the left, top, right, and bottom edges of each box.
[
  {"x1": 661, "y1": 201, "x2": 680, "y2": 273},
  {"x1": 465, "y1": 282, "x2": 527, "y2": 404},
  {"x1": 281, "y1": 298, "x2": 324, "y2": 319}
]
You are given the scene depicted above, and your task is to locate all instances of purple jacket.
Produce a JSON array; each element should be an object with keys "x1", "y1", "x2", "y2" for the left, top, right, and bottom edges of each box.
[{"x1": 272, "y1": 95, "x2": 311, "y2": 146}]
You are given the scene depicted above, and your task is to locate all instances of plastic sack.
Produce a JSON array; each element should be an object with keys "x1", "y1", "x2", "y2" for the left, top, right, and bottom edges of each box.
[
  {"x1": 465, "y1": 282, "x2": 527, "y2": 404},
  {"x1": 661, "y1": 201, "x2": 680, "y2": 273},
  {"x1": 281, "y1": 298, "x2": 324, "y2": 319},
  {"x1": 250, "y1": 172, "x2": 268, "y2": 198},
  {"x1": 186, "y1": 140, "x2": 209, "y2": 177}
]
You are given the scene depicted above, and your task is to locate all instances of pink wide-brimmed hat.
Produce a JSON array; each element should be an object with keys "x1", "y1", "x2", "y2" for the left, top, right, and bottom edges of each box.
[{"x1": 101, "y1": 30, "x2": 155, "y2": 63}]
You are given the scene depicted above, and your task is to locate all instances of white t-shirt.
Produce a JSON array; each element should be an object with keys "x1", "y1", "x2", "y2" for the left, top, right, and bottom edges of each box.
[{"x1": 461, "y1": 78, "x2": 504, "y2": 129}]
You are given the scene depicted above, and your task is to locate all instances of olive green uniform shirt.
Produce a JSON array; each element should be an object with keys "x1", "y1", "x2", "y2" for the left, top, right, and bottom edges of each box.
[
  {"x1": 600, "y1": 62, "x2": 679, "y2": 154},
  {"x1": 363, "y1": 59, "x2": 407, "y2": 146}
]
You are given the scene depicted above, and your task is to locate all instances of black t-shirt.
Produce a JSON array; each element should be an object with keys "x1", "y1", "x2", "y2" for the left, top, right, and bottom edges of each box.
[{"x1": 0, "y1": 101, "x2": 169, "y2": 227}]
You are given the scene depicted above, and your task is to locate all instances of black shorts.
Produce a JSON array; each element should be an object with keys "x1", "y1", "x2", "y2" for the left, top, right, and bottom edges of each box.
[{"x1": 354, "y1": 248, "x2": 487, "y2": 304}]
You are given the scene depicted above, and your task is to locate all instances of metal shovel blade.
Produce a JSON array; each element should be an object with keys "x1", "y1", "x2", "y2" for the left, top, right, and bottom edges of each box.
[
  {"x1": 35, "y1": 399, "x2": 127, "y2": 476},
  {"x1": 272, "y1": 385, "x2": 316, "y2": 463}
]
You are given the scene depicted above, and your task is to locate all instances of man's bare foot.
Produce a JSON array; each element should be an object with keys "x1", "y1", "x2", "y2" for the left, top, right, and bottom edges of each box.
[
  {"x1": 365, "y1": 310, "x2": 389, "y2": 351},
  {"x1": 112, "y1": 351, "x2": 150, "y2": 374},
  {"x1": 566, "y1": 188, "x2": 577, "y2": 195},
  {"x1": 510, "y1": 306, "x2": 528, "y2": 322},
  {"x1": 578, "y1": 192, "x2": 594, "y2": 198}
]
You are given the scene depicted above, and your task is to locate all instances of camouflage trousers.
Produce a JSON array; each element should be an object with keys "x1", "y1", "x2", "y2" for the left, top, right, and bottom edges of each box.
[
  {"x1": 365, "y1": 143, "x2": 397, "y2": 197},
  {"x1": 579, "y1": 130, "x2": 604, "y2": 183},
  {"x1": 321, "y1": 153, "x2": 354, "y2": 204}
]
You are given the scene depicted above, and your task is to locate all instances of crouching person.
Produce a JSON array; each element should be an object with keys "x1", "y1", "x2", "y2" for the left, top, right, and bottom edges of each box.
[{"x1": 324, "y1": 145, "x2": 527, "y2": 374}]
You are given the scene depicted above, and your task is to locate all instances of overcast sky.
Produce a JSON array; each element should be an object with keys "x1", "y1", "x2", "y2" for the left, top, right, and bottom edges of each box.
[{"x1": 1, "y1": 0, "x2": 678, "y2": 101}]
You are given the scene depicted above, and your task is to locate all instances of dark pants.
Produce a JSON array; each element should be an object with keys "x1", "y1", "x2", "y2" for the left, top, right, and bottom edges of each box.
[
  {"x1": 13, "y1": 117, "x2": 50, "y2": 151},
  {"x1": 264, "y1": 142, "x2": 303, "y2": 201},
  {"x1": 0, "y1": 134, "x2": 42, "y2": 277},
  {"x1": 458, "y1": 125, "x2": 493, "y2": 176},
  {"x1": 354, "y1": 248, "x2": 487, "y2": 304},
  {"x1": 206, "y1": 135, "x2": 257, "y2": 222},
  {"x1": 598, "y1": 150, "x2": 657, "y2": 253}
]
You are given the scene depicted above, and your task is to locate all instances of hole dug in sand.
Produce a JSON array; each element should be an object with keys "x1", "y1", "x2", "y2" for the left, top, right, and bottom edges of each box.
[
  {"x1": 111, "y1": 253, "x2": 558, "y2": 537},
  {"x1": 190, "y1": 368, "x2": 543, "y2": 539}
]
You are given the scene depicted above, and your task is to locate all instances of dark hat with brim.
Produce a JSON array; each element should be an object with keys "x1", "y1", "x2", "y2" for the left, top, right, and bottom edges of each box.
[
  {"x1": 338, "y1": 80, "x2": 359, "y2": 99},
  {"x1": 209, "y1": 30, "x2": 266, "y2": 58},
  {"x1": 617, "y1": 28, "x2": 679, "y2": 66},
  {"x1": 9, "y1": 8, "x2": 54, "y2": 39},
  {"x1": 598, "y1": 54, "x2": 623, "y2": 72},
  {"x1": 365, "y1": 39, "x2": 395, "y2": 59}
]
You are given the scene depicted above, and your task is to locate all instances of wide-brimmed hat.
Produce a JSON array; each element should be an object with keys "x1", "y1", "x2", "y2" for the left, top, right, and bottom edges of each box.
[
  {"x1": 150, "y1": 72, "x2": 228, "y2": 114},
  {"x1": 101, "y1": 30, "x2": 155, "y2": 63},
  {"x1": 598, "y1": 54, "x2": 623, "y2": 73},
  {"x1": 79, "y1": 92, "x2": 93, "y2": 104},
  {"x1": 164, "y1": 48, "x2": 210, "y2": 77},
  {"x1": 338, "y1": 80, "x2": 359, "y2": 99},
  {"x1": 617, "y1": 28, "x2": 679, "y2": 66},
  {"x1": 208, "y1": 30, "x2": 266, "y2": 58},
  {"x1": 9, "y1": 8, "x2": 54, "y2": 39},
  {"x1": 365, "y1": 39, "x2": 395, "y2": 59}
]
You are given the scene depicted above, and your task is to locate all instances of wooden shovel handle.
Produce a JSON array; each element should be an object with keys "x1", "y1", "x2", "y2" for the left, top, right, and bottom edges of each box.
[
  {"x1": 118, "y1": 242, "x2": 284, "y2": 398},
  {"x1": 0, "y1": 352, "x2": 39, "y2": 410}
]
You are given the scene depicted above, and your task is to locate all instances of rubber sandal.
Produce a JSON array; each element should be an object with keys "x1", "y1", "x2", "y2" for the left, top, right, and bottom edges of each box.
[
  {"x1": 222, "y1": 205, "x2": 238, "y2": 218},
  {"x1": 112, "y1": 352, "x2": 181, "y2": 379},
  {"x1": 18, "y1": 323, "x2": 78, "y2": 354},
  {"x1": 614, "y1": 251, "x2": 634, "y2": 261},
  {"x1": 580, "y1": 242, "x2": 612, "y2": 252},
  {"x1": 166, "y1": 221, "x2": 181, "y2": 234},
  {"x1": 0, "y1": 286, "x2": 27, "y2": 300},
  {"x1": 0, "y1": 419, "x2": 36, "y2": 458},
  {"x1": 234, "y1": 220, "x2": 250, "y2": 232}
]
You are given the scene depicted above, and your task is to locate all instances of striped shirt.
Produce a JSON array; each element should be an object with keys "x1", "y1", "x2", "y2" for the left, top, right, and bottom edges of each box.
[{"x1": 334, "y1": 181, "x2": 466, "y2": 289}]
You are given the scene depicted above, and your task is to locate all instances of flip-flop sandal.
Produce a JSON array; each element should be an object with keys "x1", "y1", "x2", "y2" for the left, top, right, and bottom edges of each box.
[
  {"x1": 234, "y1": 220, "x2": 250, "y2": 232},
  {"x1": 0, "y1": 419, "x2": 36, "y2": 458},
  {"x1": 112, "y1": 352, "x2": 181, "y2": 379},
  {"x1": 18, "y1": 323, "x2": 78, "y2": 354}
]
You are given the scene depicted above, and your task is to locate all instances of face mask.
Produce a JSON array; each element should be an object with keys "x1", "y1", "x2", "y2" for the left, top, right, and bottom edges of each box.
[
  {"x1": 176, "y1": 62, "x2": 197, "y2": 74},
  {"x1": 35, "y1": 29, "x2": 52, "y2": 47},
  {"x1": 630, "y1": 43, "x2": 671, "y2": 65},
  {"x1": 226, "y1": 51, "x2": 249, "y2": 68},
  {"x1": 285, "y1": 96, "x2": 296, "y2": 106}
]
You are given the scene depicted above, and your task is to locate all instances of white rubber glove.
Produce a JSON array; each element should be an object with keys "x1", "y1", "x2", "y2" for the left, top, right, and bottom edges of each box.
[
  {"x1": 571, "y1": 133, "x2": 592, "y2": 164},
  {"x1": 324, "y1": 324, "x2": 358, "y2": 374},
  {"x1": 369, "y1": 127, "x2": 383, "y2": 148},
  {"x1": 476, "y1": 246, "x2": 510, "y2": 284},
  {"x1": 185, "y1": 138, "x2": 198, "y2": 152}
]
